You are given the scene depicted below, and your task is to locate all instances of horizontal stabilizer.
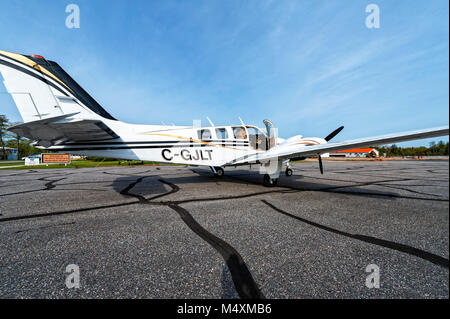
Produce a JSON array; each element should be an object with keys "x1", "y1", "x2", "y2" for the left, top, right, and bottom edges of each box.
[{"x1": 8, "y1": 113, "x2": 119, "y2": 147}]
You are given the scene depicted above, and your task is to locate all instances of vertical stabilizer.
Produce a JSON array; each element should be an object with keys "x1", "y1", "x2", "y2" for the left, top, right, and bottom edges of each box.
[{"x1": 0, "y1": 50, "x2": 116, "y2": 123}]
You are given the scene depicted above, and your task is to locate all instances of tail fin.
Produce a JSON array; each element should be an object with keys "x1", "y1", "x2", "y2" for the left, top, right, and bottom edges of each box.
[{"x1": 0, "y1": 50, "x2": 115, "y2": 123}]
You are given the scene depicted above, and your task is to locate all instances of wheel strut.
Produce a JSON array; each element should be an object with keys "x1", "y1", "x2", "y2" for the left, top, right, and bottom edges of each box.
[{"x1": 211, "y1": 166, "x2": 224, "y2": 177}]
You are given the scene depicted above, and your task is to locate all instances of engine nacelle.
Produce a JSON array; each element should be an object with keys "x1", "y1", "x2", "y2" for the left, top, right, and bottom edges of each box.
[{"x1": 283, "y1": 135, "x2": 304, "y2": 144}]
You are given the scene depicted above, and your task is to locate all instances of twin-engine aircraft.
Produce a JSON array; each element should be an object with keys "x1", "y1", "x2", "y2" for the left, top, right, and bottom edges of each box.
[{"x1": 1, "y1": 50, "x2": 448, "y2": 186}]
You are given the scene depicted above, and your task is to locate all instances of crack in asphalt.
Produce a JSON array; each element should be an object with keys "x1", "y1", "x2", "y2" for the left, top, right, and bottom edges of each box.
[
  {"x1": 120, "y1": 176, "x2": 149, "y2": 203},
  {"x1": 0, "y1": 176, "x2": 66, "y2": 197},
  {"x1": 0, "y1": 174, "x2": 177, "y2": 223},
  {"x1": 0, "y1": 175, "x2": 290, "y2": 221},
  {"x1": 173, "y1": 189, "x2": 296, "y2": 205},
  {"x1": 374, "y1": 183, "x2": 447, "y2": 198},
  {"x1": 261, "y1": 199, "x2": 449, "y2": 269},
  {"x1": 40, "y1": 176, "x2": 67, "y2": 190},
  {"x1": 168, "y1": 203, "x2": 265, "y2": 299},
  {"x1": 118, "y1": 176, "x2": 265, "y2": 299},
  {"x1": 148, "y1": 179, "x2": 180, "y2": 201},
  {"x1": 0, "y1": 201, "x2": 139, "y2": 223}
]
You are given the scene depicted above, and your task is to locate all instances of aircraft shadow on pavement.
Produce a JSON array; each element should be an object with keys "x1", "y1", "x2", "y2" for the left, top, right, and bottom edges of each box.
[{"x1": 109, "y1": 168, "x2": 400, "y2": 201}]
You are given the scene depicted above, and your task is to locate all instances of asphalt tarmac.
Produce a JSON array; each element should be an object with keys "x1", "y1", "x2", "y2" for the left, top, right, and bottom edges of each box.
[{"x1": 0, "y1": 160, "x2": 448, "y2": 298}]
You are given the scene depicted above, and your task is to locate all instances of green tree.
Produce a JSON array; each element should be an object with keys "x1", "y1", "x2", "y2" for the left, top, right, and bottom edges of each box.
[
  {"x1": 8, "y1": 121, "x2": 24, "y2": 160},
  {"x1": 6, "y1": 138, "x2": 54, "y2": 159},
  {"x1": 0, "y1": 115, "x2": 10, "y2": 160},
  {"x1": 375, "y1": 140, "x2": 449, "y2": 157},
  {"x1": 1, "y1": 115, "x2": 54, "y2": 159}
]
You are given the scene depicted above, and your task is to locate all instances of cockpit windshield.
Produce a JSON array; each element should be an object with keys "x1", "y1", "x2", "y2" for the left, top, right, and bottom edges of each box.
[{"x1": 246, "y1": 126, "x2": 268, "y2": 150}]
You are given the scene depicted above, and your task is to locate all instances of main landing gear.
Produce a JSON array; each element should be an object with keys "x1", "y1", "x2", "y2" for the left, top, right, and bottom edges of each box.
[
  {"x1": 263, "y1": 174, "x2": 278, "y2": 187},
  {"x1": 263, "y1": 161, "x2": 293, "y2": 186},
  {"x1": 210, "y1": 166, "x2": 224, "y2": 177}
]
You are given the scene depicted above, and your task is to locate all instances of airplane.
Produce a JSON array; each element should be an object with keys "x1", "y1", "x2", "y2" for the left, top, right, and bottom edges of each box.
[{"x1": 1, "y1": 49, "x2": 448, "y2": 186}]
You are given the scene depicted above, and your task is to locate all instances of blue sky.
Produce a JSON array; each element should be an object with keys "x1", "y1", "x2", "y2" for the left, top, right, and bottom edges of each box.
[{"x1": 0, "y1": 0, "x2": 448, "y2": 146}]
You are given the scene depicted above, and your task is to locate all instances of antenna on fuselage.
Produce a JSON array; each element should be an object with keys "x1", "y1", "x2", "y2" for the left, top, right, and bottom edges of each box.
[
  {"x1": 206, "y1": 117, "x2": 215, "y2": 127},
  {"x1": 238, "y1": 117, "x2": 245, "y2": 126}
]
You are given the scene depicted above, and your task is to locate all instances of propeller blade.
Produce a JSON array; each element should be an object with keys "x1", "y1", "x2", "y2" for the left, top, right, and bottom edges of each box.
[
  {"x1": 318, "y1": 155, "x2": 324, "y2": 174},
  {"x1": 325, "y1": 126, "x2": 344, "y2": 142}
]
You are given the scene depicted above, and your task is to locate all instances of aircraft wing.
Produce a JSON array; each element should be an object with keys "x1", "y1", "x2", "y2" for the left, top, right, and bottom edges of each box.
[
  {"x1": 8, "y1": 113, "x2": 119, "y2": 147},
  {"x1": 232, "y1": 126, "x2": 449, "y2": 164}
]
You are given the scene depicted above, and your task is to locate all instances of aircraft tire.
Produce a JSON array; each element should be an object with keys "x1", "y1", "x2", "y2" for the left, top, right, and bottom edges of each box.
[
  {"x1": 285, "y1": 168, "x2": 293, "y2": 176},
  {"x1": 263, "y1": 174, "x2": 278, "y2": 187},
  {"x1": 214, "y1": 167, "x2": 224, "y2": 177}
]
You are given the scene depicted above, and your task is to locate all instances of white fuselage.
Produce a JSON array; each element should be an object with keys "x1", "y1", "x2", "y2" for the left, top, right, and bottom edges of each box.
[{"x1": 48, "y1": 120, "x2": 324, "y2": 167}]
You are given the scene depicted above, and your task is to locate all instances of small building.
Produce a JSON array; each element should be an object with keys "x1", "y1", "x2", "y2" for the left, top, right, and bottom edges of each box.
[
  {"x1": 329, "y1": 148, "x2": 379, "y2": 158},
  {"x1": 1, "y1": 147, "x2": 18, "y2": 160}
]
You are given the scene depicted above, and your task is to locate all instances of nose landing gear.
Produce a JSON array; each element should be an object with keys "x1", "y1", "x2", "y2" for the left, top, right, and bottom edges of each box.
[
  {"x1": 285, "y1": 161, "x2": 293, "y2": 177},
  {"x1": 285, "y1": 168, "x2": 293, "y2": 176}
]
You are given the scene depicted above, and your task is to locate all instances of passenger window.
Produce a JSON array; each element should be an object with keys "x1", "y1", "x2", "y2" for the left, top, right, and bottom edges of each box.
[
  {"x1": 198, "y1": 129, "x2": 212, "y2": 140},
  {"x1": 215, "y1": 128, "x2": 228, "y2": 140},
  {"x1": 232, "y1": 126, "x2": 247, "y2": 139}
]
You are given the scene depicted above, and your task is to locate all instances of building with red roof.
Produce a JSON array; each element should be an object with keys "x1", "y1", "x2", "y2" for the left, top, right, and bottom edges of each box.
[{"x1": 329, "y1": 148, "x2": 379, "y2": 158}]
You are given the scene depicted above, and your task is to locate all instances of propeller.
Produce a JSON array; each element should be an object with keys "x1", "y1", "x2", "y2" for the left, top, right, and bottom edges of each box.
[
  {"x1": 318, "y1": 154, "x2": 324, "y2": 174},
  {"x1": 324, "y1": 126, "x2": 344, "y2": 142},
  {"x1": 318, "y1": 126, "x2": 344, "y2": 174}
]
